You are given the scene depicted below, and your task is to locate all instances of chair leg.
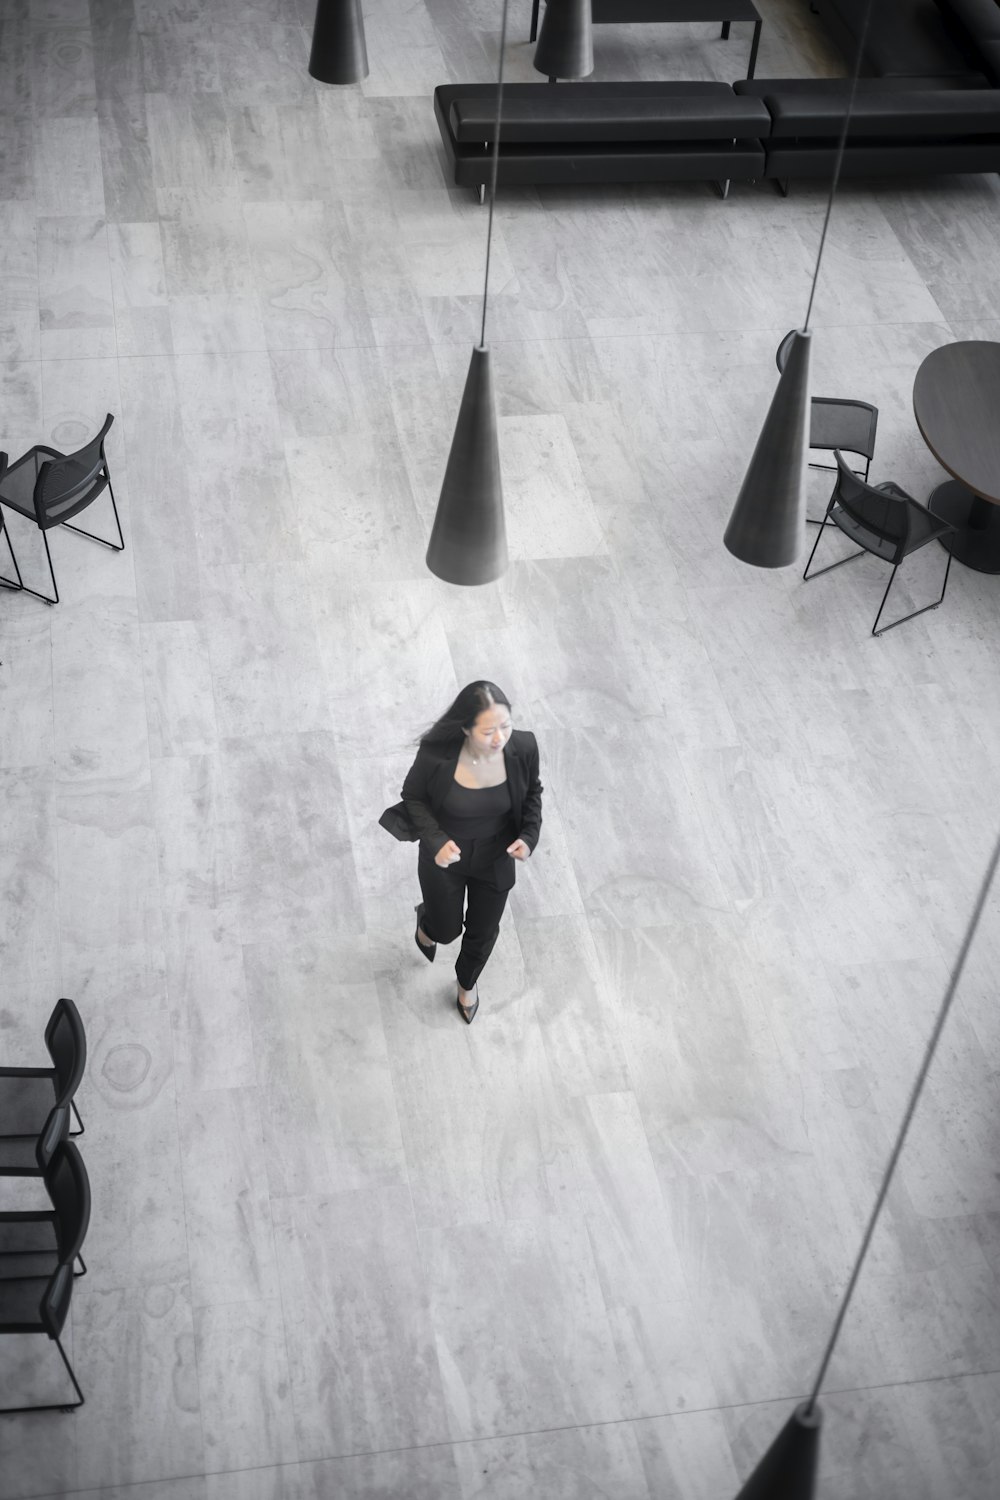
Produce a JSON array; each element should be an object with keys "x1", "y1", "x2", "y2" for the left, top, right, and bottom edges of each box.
[
  {"x1": 802, "y1": 506, "x2": 866, "y2": 580},
  {"x1": 0, "y1": 1334, "x2": 84, "y2": 1414},
  {"x1": 60, "y1": 476, "x2": 125, "y2": 553},
  {"x1": 69, "y1": 1098, "x2": 85, "y2": 1138},
  {"x1": 0, "y1": 519, "x2": 24, "y2": 592},
  {"x1": 0, "y1": 518, "x2": 58, "y2": 604},
  {"x1": 872, "y1": 548, "x2": 953, "y2": 637},
  {"x1": 31, "y1": 530, "x2": 59, "y2": 605}
]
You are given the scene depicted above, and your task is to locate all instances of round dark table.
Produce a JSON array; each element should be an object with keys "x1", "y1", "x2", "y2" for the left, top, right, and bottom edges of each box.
[{"x1": 913, "y1": 340, "x2": 1000, "y2": 574}]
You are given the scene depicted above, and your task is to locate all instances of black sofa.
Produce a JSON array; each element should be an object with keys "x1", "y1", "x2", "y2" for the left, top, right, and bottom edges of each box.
[
  {"x1": 811, "y1": 0, "x2": 1000, "y2": 82},
  {"x1": 433, "y1": 82, "x2": 771, "y2": 198},
  {"x1": 433, "y1": 0, "x2": 1000, "y2": 195}
]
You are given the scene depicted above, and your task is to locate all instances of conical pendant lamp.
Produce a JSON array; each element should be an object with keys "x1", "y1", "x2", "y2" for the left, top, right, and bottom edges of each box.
[
  {"x1": 733, "y1": 1402, "x2": 822, "y2": 1500},
  {"x1": 533, "y1": 0, "x2": 594, "y2": 80},
  {"x1": 426, "y1": 0, "x2": 511, "y2": 586},
  {"x1": 308, "y1": 0, "x2": 368, "y2": 86},
  {"x1": 724, "y1": 329, "x2": 811, "y2": 568},
  {"x1": 426, "y1": 348, "x2": 506, "y2": 585},
  {"x1": 724, "y1": 0, "x2": 878, "y2": 569}
]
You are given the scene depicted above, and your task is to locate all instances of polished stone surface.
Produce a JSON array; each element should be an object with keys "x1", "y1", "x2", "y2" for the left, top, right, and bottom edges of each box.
[{"x1": 1, "y1": 0, "x2": 999, "y2": 1496}]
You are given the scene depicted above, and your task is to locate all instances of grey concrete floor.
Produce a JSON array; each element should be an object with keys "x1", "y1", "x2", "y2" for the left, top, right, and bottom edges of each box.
[{"x1": 1, "y1": 1, "x2": 999, "y2": 1496}]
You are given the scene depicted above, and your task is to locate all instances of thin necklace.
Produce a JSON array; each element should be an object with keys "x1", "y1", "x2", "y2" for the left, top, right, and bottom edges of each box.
[{"x1": 466, "y1": 742, "x2": 500, "y2": 766}]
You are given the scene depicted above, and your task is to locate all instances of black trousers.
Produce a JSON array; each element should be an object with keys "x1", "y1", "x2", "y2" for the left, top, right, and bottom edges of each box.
[{"x1": 417, "y1": 833, "x2": 514, "y2": 991}]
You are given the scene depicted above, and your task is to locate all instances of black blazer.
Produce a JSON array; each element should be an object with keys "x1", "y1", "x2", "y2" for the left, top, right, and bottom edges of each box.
[{"x1": 401, "y1": 728, "x2": 543, "y2": 859}]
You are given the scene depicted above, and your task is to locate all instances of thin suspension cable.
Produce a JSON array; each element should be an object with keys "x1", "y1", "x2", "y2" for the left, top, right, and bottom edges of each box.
[
  {"x1": 802, "y1": 0, "x2": 874, "y2": 332},
  {"x1": 804, "y1": 826, "x2": 1000, "y2": 1413},
  {"x1": 480, "y1": 0, "x2": 511, "y2": 350}
]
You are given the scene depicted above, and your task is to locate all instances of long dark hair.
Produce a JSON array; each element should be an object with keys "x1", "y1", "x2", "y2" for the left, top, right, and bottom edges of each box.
[{"x1": 419, "y1": 681, "x2": 512, "y2": 747}]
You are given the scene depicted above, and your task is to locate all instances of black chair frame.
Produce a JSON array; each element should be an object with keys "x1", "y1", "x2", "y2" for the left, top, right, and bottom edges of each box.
[
  {"x1": 0, "y1": 1265, "x2": 85, "y2": 1415},
  {"x1": 0, "y1": 416, "x2": 123, "y2": 606},
  {"x1": 803, "y1": 452, "x2": 956, "y2": 637}
]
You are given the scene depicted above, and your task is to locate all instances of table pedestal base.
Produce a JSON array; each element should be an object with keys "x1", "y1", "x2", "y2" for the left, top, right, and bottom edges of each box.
[{"x1": 928, "y1": 479, "x2": 1000, "y2": 574}]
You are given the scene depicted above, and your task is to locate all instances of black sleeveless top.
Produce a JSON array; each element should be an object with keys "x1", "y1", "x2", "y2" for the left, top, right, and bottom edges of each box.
[{"x1": 440, "y1": 779, "x2": 512, "y2": 841}]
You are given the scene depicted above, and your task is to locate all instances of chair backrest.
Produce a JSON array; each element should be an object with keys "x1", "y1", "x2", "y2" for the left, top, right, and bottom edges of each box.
[
  {"x1": 831, "y1": 451, "x2": 911, "y2": 558},
  {"x1": 45, "y1": 997, "x2": 87, "y2": 1105},
  {"x1": 35, "y1": 1103, "x2": 71, "y2": 1172},
  {"x1": 40, "y1": 1262, "x2": 74, "y2": 1340},
  {"x1": 34, "y1": 415, "x2": 114, "y2": 529},
  {"x1": 45, "y1": 1140, "x2": 91, "y2": 1266}
]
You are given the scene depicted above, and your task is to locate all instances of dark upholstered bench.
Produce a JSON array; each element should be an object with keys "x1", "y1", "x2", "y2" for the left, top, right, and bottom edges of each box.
[
  {"x1": 734, "y1": 78, "x2": 1000, "y2": 184},
  {"x1": 433, "y1": 82, "x2": 771, "y2": 199}
]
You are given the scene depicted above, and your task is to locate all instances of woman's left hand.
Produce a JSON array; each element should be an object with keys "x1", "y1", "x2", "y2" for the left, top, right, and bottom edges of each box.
[{"x1": 507, "y1": 839, "x2": 531, "y2": 861}]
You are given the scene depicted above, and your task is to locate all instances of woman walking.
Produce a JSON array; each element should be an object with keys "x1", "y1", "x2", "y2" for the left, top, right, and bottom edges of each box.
[{"x1": 401, "y1": 681, "x2": 542, "y2": 1023}]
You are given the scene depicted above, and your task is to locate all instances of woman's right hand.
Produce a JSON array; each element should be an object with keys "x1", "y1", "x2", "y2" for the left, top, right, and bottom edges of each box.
[{"x1": 435, "y1": 839, "x2": 462, "y2": 868}]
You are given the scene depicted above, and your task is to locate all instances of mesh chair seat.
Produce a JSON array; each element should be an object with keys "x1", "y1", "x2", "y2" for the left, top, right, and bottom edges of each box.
[
  {"x1": 0, "y1": 1273, "x2": 53, "y2": 1333},
  {"x1": 0, "y1": 1212, "x2": 59, "y2": 1281},
  {"x1": 0, "y1": 1214, "x2": 58, "y2": 1258},
  {"x1": 0, "y1": 446, "x2": 109, "y2": 528},
  {"x1": 0, "y1": 1135, "x2": 45, "y2": 1175},
  {"x1": 809, "y1": 398, "x2": 879, "y2": 463},
  {"x1": 0, "y1": 451, "x2": 41, "y2": 519},
  {"x1": 0, "y1": 1073, "x2": 61, "y2": 1137}
]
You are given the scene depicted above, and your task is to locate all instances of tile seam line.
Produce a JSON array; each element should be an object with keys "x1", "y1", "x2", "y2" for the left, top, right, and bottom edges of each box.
[
  {"x1": 30, "y1": 311, "x2": 956, "y2": 367},
  {"x1": 26, "y1": 1364, "x2": 1000, "y2": 1500}
]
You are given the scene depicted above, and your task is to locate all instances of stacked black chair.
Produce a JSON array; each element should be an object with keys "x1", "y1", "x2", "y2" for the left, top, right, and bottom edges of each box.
[
  {"x1": 0, "y1": 1142, "x2": 89, "y2": 1414},
  {"x1": 0, "y1": 997, "x2": 86, "y2": 1150},
  {"x1": 803, "y1": 451, "x2": 956, "y2": 636},
  {"x1": 776, "y1": 331, "x2": 879, "y2": 484},
  {"x1": 0, "y1": 1125, "x2": 89, "y2": 1279},
  {"x1": 0, "y1": 414, "x2": 122, "y2": 605},
  {"x1": 0, "y1": 1002, "x2": 90, "y2": 1414}
]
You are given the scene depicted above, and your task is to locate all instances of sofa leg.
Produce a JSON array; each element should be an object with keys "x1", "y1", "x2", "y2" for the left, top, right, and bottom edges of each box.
[
  {"x1": 776, "y1": 178, "x2": 789, "y2": 197},
  {"x1": 715, "y1": 178, "x2": 731, "y2": 200},
  {"x1": 477, "y1": 183, "x2": 486, "y2": 205}
]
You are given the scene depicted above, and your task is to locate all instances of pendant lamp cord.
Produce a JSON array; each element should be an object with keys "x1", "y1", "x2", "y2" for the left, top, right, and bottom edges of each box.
[
  {"x1": 803, "y1": 825, "x2": 1000, "y2": 1414},
  {"x1": 480, "y1": 0, "x2": 511, "y2": 350},
  {"x1": 802, "y1": 0, "x2": 874, "y2": 332}
]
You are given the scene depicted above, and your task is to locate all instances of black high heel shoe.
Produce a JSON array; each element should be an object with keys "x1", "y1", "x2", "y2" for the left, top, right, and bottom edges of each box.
[
  {"x1": 414, "y1": 904, "x2": 436, "y2": 963},
  {"x1": 457, "y1": 984, "x2": 479, "y2": 1024}
]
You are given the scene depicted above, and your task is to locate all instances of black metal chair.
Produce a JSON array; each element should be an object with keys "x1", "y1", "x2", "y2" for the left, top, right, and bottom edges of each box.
[
  {"x1": 0, "y1": 998, "x2": 86, "y2": 1143},
  {"x1": 0, "y1": 1131, "x2": 89, "y2": 1280},
  {"x1": 803, "y1": 451, "x2": 956, "y2": 636},
  {"x1": 0, "y1": 414, "x2": 122, "y2": 605},
  {"x1": 0, "y1": 1143, "x2": 89, "y2": 1414},
  {"x1": 776, "y1": 331, "x2": 879, "y2": 483}
]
